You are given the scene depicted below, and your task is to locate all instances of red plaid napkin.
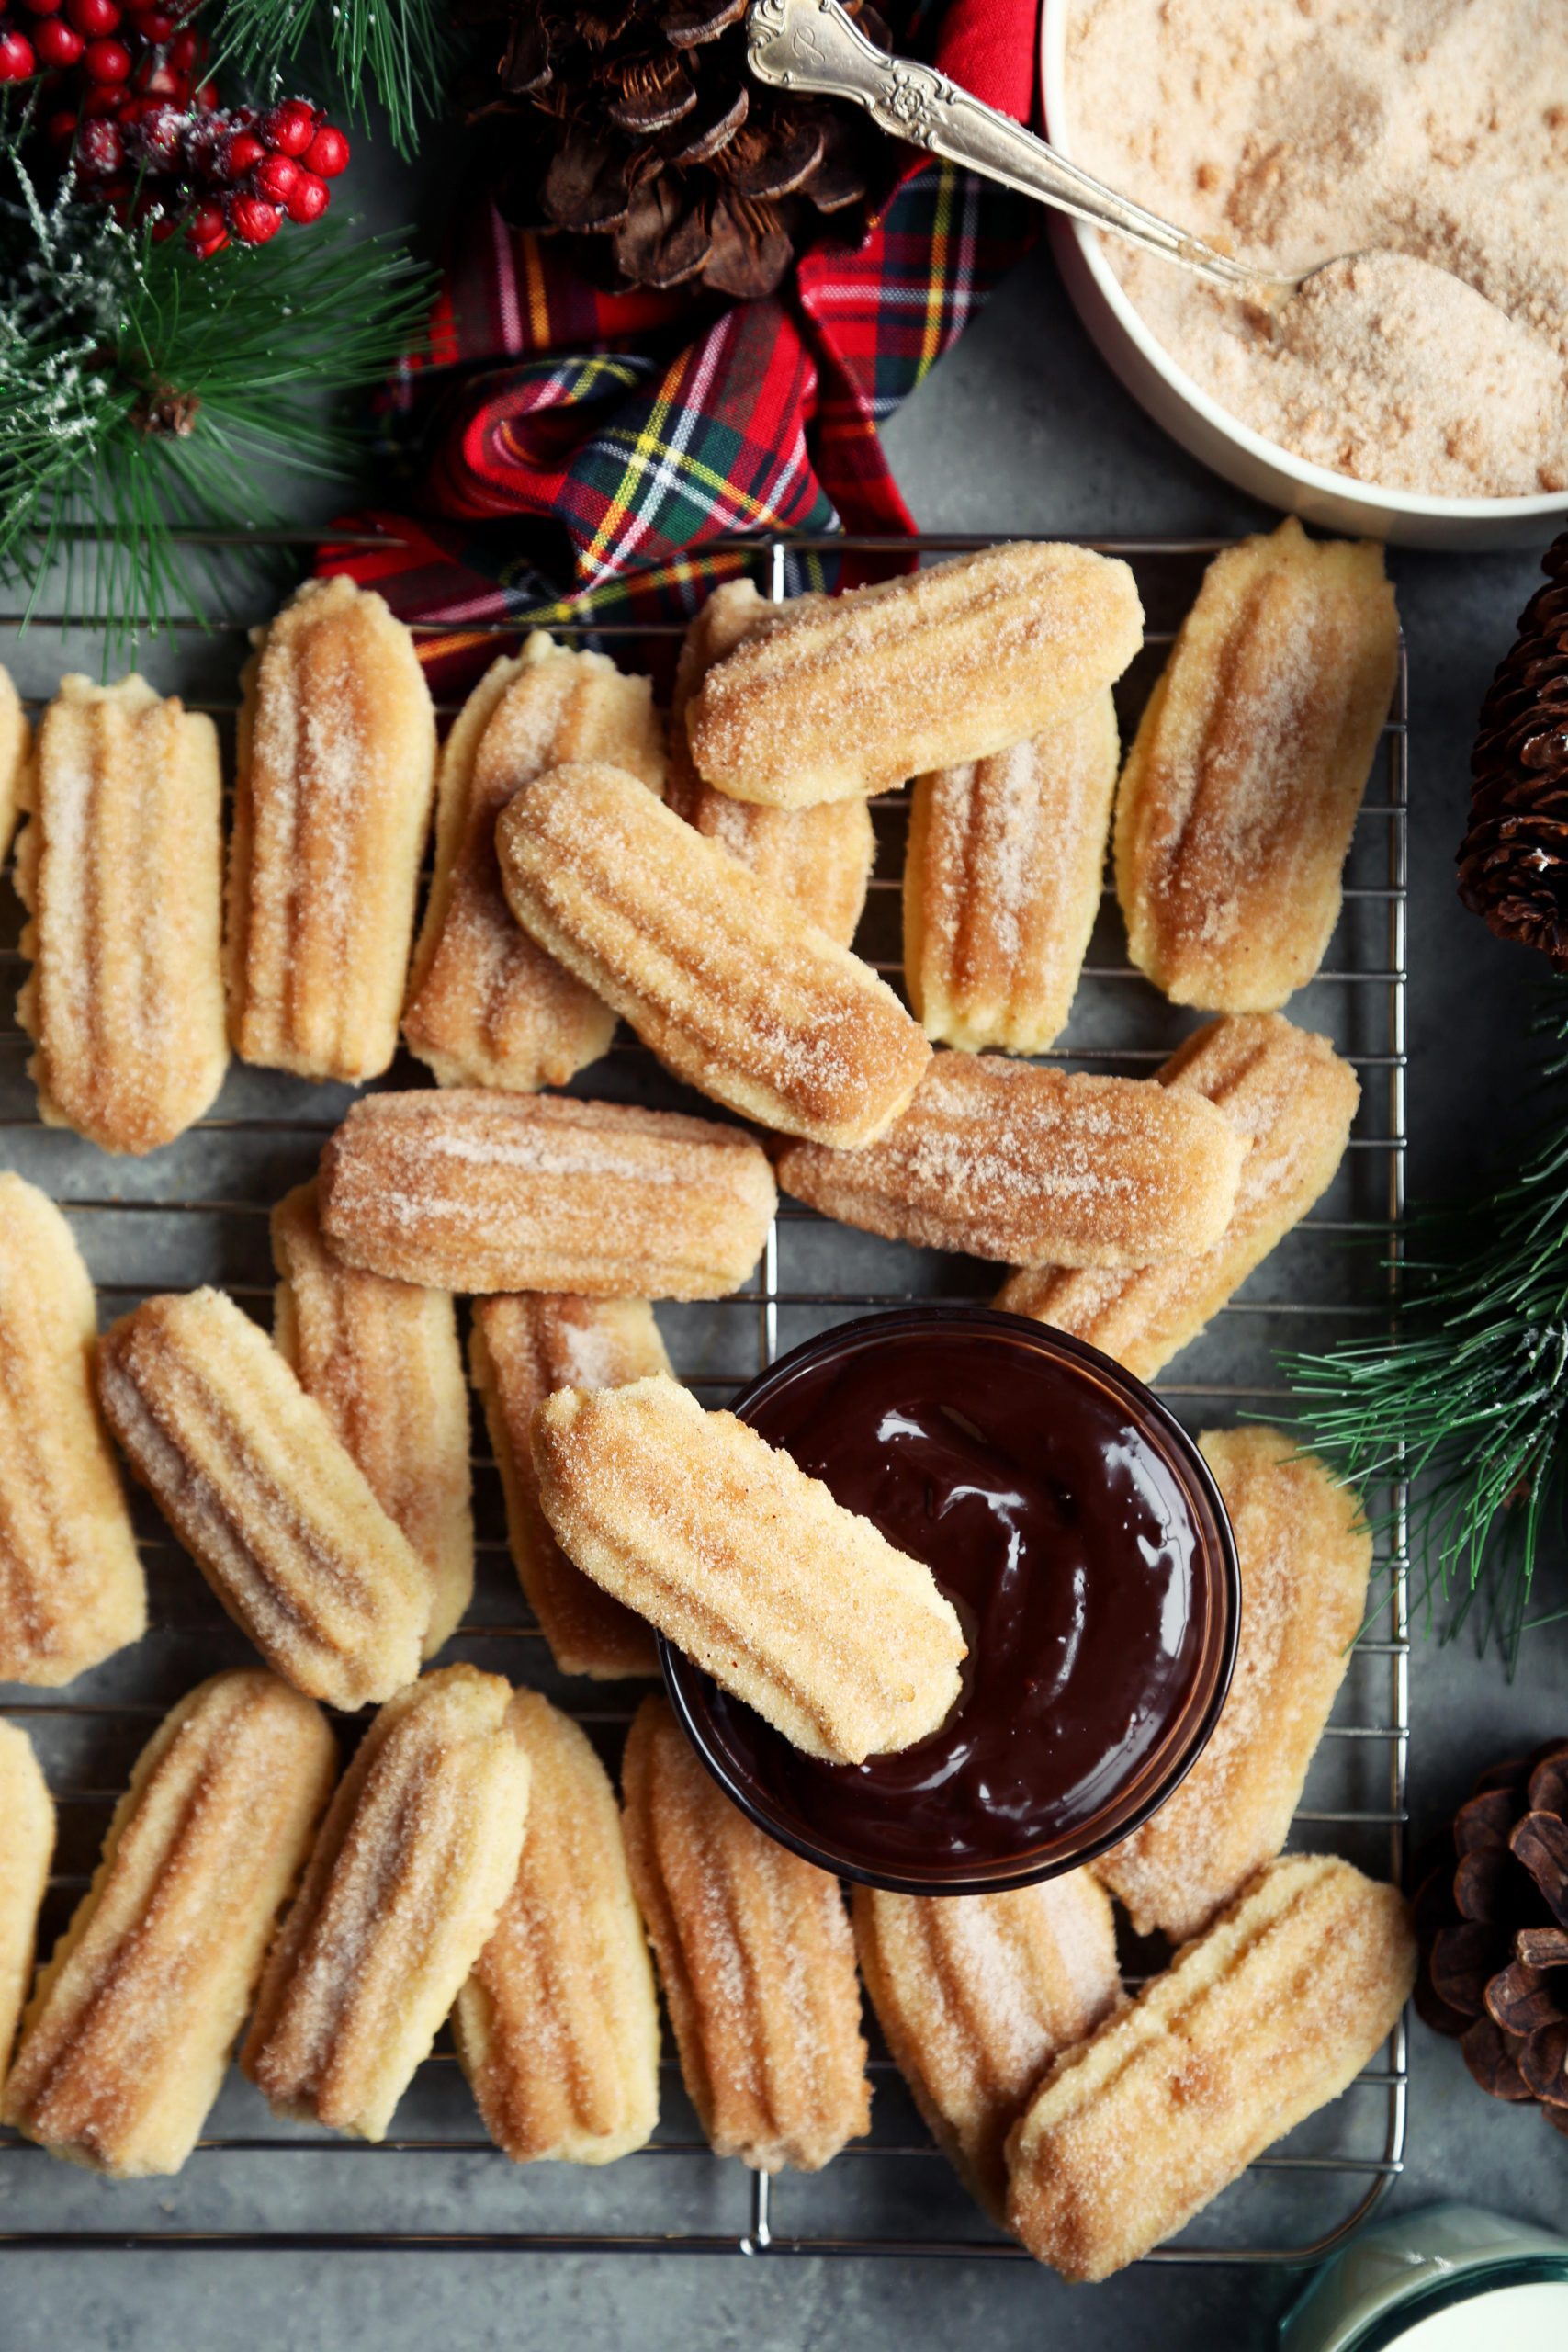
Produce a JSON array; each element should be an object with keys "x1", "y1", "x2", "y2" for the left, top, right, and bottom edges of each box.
[{"x1": 323, "y1": 1, "x2": 1042, "y2": 684}]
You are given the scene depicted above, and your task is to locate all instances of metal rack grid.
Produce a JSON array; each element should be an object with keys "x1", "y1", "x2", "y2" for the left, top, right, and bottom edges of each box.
[{"x1": 0, "y1": 529, "x2": 1410, "y2": 2265}]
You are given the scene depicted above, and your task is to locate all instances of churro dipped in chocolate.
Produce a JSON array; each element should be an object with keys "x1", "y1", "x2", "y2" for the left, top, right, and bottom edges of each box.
[
  {"x1": 469, "y1": 1295, "x2": 666, "y2": 1679},
  {"x1": 496, "y1": 762, "x2": 929, "y2": 1148},
  {"x1": 775, "y1": 1051, "x2": 1247, "y2": 1270},
  {"x1": 1005, "y1": 1855, "x2": 1416, "y2": 2280},
  {"x1": 273, "y1": 1181, "x2": 474, "y2": 1658},
  {"x1": 666, "y1": 582, "x2": 874, "y2": 944},
  {"x1": 0, "y1": 663, "x2": 30, "y2": 870},
  {"x1": 318, "y1": 1089, "x2": 776, "y2": 1300},
  {"x1": 243, "y1": 1665, "x2": 530, "y2": 2143},
  {"x1": 905, "y1": 692, "x2": 1120, "y2": 1053},
  {"x1": 15, "y1": 674, "x2": 227, "y2": 1154},
  {"x1": 226, "y1": 575, "x2": 436, "y2": 1081},
  {"x1": 97, "y1": 1288, "x2": 431, "y2": 1710},
  {"x1": 532, "y1": 1375, "x2": 964, "y2": 1765},
  {"x1": 1115, "y1": 518, "x2": 1399, "y2": 1012},
  {"x1": 1094, "y1": 1429, "x2": 1371, "y2": 1942},
  {"x1": 3, "y1": 1671, "x2": 335, "y2": 2178},
  {"x1": 686, "y1": 542, "x2": 1143, "y2": 808},
  {"x1": 0, "y1": 1174, "x2": 146, "y2": 1687},
  {"x1": 0, "y1": 1724, "x2": 53, "y2": 2101},
  {"x1": 853, "y1": 1875, "x2": 1120, "y2": 2224},
  {"x1": 998, "y1": 1014, "x2": 1359, "y2": 1375},
  {"x1": 403, "y1": 635, "x2": 664, "y2": 1091},
  {"x1": 455, "y1": 1691, "x2": 660, "y2": 2165},
  {"x1": 622, "y1": 1696, "x2": 870, "y2": 2172}
]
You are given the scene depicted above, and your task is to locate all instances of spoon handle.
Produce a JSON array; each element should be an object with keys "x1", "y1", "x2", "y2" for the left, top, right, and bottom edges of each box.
[{"x1": 745, "y1": 0, "x2": 1262, "y2": 295}]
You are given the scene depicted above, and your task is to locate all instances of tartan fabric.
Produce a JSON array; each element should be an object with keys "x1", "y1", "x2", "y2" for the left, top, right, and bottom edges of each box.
[{"x1": 321, "y1": 2, "x2": 1041, "y2": 684}]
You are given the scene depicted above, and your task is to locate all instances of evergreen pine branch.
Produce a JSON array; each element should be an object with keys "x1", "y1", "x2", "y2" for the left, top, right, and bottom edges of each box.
[
  {"x1": 1284, "y1": 982, "x2": 1568, "y2": 1667},
  {"x1": 210, "y1": 0, "x2": 450, "y2": 155}
]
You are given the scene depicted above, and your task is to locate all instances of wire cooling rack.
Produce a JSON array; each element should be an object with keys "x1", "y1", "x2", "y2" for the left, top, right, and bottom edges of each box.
[{"x1": 0, "y1": 529, "x2": 1409, "y2": 2263}]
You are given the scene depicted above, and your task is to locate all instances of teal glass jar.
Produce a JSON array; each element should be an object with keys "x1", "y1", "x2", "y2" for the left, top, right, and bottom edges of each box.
[{"x1": 1281, "y1": 2203, "x2": 1568, "y2": 2351}]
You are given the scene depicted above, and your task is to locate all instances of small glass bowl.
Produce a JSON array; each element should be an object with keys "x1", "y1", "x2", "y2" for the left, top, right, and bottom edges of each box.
[{"x1": 661, "y1": 1306, "x2": 1241, "y2": 1896}]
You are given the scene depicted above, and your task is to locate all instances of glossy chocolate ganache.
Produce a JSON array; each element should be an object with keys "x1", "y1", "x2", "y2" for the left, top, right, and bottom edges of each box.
[{"x1": 668, "y1": 1313, "x2": 1236, "y2": 1889}]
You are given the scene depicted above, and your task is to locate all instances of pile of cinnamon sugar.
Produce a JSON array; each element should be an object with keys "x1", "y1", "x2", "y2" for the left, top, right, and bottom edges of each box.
[{"x1": 1065, "y1": 0, "x2": 1568, "y2": 498}]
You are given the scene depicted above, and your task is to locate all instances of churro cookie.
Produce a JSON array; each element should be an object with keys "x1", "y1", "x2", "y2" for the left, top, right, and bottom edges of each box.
[
  {"x1": 1115, "y1": 519, "x2": 1398, "y2": 1012},
  {"x1": 532, "y1": 1375, "x2": 964, "y2": 1765},
  {"x1": 496, "y1": 761, "x2": 930, "y2": 1148},
  {"x1": 455, "y1": 1691, "x2": 660, "y2": 2165},
  {"x1": 15, "y1": 673, "x2": 226, "y2": 1153},
  {"x1": 0, "y1": 662, "x2": 28, "y2": 870},
  {"x1": 2, "y1": 1672, "x2": 334, "y2": 2177},
  {"x1": 622, "y1": 1696, "x2": 870, "y2": 2172},
  {"x1": 0, "y1": 1174, "x2": 145, "y2": 1686},
  {"x1": 0, "y1": 1724, "x2": 53, "y2": 2102},
  {"x1": 403, "y1": 634, "x2": 664, "y2": 1091},
  {"x1": 227, "y1": 575, "x2": 436, "y2": 1080}
]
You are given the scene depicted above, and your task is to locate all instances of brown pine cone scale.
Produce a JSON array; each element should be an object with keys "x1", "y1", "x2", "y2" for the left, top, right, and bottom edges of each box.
[{"x1": 1459, "y1": 533, "x2": 1568, "y2": 966}]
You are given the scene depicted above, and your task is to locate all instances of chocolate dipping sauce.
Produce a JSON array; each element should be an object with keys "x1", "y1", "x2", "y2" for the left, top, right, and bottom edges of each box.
[{"x1": 663, "y1": 1311, "x2": 1238, "y2": 1894}]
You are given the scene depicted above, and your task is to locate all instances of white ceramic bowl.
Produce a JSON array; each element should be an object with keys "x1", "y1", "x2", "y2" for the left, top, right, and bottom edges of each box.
[{"x1": 1038, "y1": 0, "x2": 1568, "y2": 549}]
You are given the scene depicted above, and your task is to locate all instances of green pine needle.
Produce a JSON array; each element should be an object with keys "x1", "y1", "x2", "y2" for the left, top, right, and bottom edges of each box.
[
  {"x1": 210, "y1": 0, "x2": 450, "y2": 155},
  {"x1": 0, "y1": 172, "x2": 431, "y2": 646},
  {"x1": 1284, "y1": 982, "x2": 1568, "y2": 1668}
]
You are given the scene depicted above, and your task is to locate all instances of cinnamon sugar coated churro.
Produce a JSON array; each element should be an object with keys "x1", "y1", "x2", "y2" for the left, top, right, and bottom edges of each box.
[
  {"x1": 532, "y1": 1375, "x2": 965, "y2": 1764},
  {"x1": 2, "y1": 1672, "x2": 335, "y2": 2177},
  {"x1": 904, "y1": 692, "x2": 1120, "y2": 1053},
  {"x1": 622, "y1": 1696, "x2": 871, "y2": 2172},
  {"x1": 243, "y1": 1665, "x2": 530, "y2": 2143},
  {"x1": 775, "y1": 1052, "x2": 1247, "y2": 1270},
  {"x1": 853, "y1": 1875, "x2": 1120, "y2": 2223},
  {"x1": 318, "y1": 1089, "x2": 777, "y2": 1299},
  {"x1": 1094, "y1": 1429, "x2": 1371, "y2": 1942},
  {"x1": 0, "y1": 1174, "x2": 146, "y2": 1686},
  {"x1": 403, "y1": 634, "x2": 664, "y2": 1091},
  {"x1": 469, "y1": 1295, "x2": 666, "y2": 1679},
  {"x1": 998, "y1": 1014, "x2": 1359, "y2": 1374},
  {"x1": 226, "y1": 575, "x2": 436, "y2": 1080},
  {"x1": 454, "y1": 1690, "x2": 660, "y2": 2165},
  {"x1": 685, "y1": 542, "x2": 1144, "y2": 808},
  {"x1": 0, "y1": 664, "x2": 30, "y2": 870},
  {"x1": 1115, "y1": 519, "x2": 1399, "y2": 1012},
  {"x1": 272, "y1": 1181, "x2": 473, "y2": 1658},
  {"x1": 496, "y1": 762, "x2": 930, "y2": 1148},
  {"x1": 0, "y1": 1724, "x2": 54, "y2": 2102},
  {"x1": 666, "y1": 582, "x2": 874, "y2": 943},
  {"x1": 1005, "y1": 1855, "x2": 1416, "y2": 2279},
  {"x1": 15, "y1": 674, "x2": 227, "y2": 1153},
  {"x1": 97, "y1": 1287, "x2": 431, "y2": 1710}
]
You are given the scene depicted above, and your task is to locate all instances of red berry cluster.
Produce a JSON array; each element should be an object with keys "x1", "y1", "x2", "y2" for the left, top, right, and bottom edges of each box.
[{"x1": 0, "y1": 0, "x2": 350, "y2": 254}]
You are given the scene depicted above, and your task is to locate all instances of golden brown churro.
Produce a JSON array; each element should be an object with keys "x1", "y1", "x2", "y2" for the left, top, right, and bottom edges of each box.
[
  {"x1": 272, "y1": 1181, "x2": 473, "y2": 1658},
  {"x1": 402, "y1": 634, "x2": 664, "y2": 1091},
  {"x1": 468, "y1": 1295, "x2": 666, "y2": 1679},
  {"x1": 0, "y1": 1724, "x2": 54, "y2": 2102},
  {"x1": 0, "y1": 1173, "x2": 146, "y2": 1687},
  {"x1": 532, "y1": 1374, "x2": 965, "y2": 1764},
  {"x1": 97, "y1": 1287, "x2": 431, "y2": 1710},
  {"x1": 1094, "y1": 1429, "x2": 1371, "y2": 1942},
  {"x1": 496, "y1": 762, "x2": 930, "y2": 1148},
  {"x1": 1005, "y1": 1855, "x2": 1416, "y2": 2280},
  {"x1": 1115, "y1": 518, "x2": 1399, "y2": 1012},
  {"x1": 686, "y1": 542, "x2": 1144, "y2": 808},
  {"x1": 226, "y1": 575, "x2": 436, "y2": 1080},
  {"x1": 14, "y1": 674, "x2": 227, "y2": 1154},
  {"x1": 243, "y1": 1665, "x2": 530, "y2": 2143},
  {"x1": 0, "y1": 663, "x2": 31, "y2": 872},
  {"x1": 904, "y1": 693, "x2": 1120, "y2": 1053},
  {"x1": 666, "y1": 582, "x2": 874, "y2": 944},
  {"x1": 455, "y1": 1690, "x2": 660, "y2": 2165},
  {"x1": 622, "y1": 1695, "x2": 871, "y2": 2172},
  {"x1": 2, "y1": 1671, "x2": 335, "y2": 2178},
  {"x1": 997, "y1": 1014, "x2": 1359, "y2": 1374},
  {"x1": 318, "y1": 1089, "x2": 777, "y2": 1299},
  {"x1": 775, "y1": 1051, "x2": 1247, "y2": 1270},
  {"x1": 853, "y1": 1875, "x2": 1120, "y2": 2223}
]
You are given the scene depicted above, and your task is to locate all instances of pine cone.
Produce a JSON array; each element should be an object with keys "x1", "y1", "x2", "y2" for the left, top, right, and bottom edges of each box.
[
  {"x1": 1459, "y1": 533, "x2": 1568, "y2": 967},
  {"x1": 1416, "y1": 1736, "x2": 1568, "y2": 2132},
  {"x1": 457, "y1": 0, "x2": 898, "y2": 296}
]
